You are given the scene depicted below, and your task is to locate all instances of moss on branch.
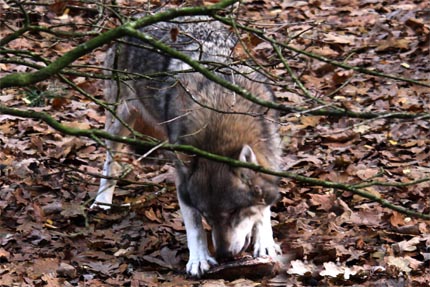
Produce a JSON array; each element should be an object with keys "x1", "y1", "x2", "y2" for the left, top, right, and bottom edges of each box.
[
  {"x1": 0, "y1": 0, "x2": 239, "y2": 89},
  {"x1": 1, "y1": 0, "x2": 429, "y2": 221},
  {"x1": 1, "y1": 104, "x2": 429, "y2": 220}
]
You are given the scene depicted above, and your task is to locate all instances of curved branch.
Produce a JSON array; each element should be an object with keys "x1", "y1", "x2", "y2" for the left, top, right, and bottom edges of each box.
[
  {"x1": 122, "y1": 24, "x2": 429, "y2": 120},
  {"x1": 0, "y1": 0, "x2": 239, "y2": 88},
  {"x1": 123, "y1": 26, "x2": 292, "y2": 113},
  {"x1": 2, "y1": 2, "x2": 428, "y2": 122},
  {"x1": 1, "y1": 104, "x2": 428, "y2": 220}
]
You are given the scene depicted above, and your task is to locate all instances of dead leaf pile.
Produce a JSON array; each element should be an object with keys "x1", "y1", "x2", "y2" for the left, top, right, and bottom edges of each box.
[{"x1": 1, "y1": 0, "x2": 429, "y2": 286}]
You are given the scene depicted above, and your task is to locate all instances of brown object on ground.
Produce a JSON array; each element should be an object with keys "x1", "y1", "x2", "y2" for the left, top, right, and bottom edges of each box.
[{"x1": 203, "y1": 256, "x2": 280, "y2": 280}]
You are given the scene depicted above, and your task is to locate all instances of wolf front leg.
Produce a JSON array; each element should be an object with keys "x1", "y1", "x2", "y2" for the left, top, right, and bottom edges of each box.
[
  {"x1": 91, "y1": 99, "x2": 136, "y2": 209},
  {"x1": 91, "y1": 149, "x2": 121, "y2": 209},
  {"x1": 178, "y1": 196, "x2": 217, "y2": 277},
  {"x1": 253, "y1": 206, "x2": 282, "y2": 258}
]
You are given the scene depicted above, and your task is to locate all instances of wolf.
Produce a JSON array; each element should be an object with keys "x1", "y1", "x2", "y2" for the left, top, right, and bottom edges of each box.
[{"x1": 92, "y1": 13, "x2": 282, "y2": 277}]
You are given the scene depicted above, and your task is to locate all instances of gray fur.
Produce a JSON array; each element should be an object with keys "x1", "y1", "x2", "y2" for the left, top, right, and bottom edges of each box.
[{"x1": 97, "y1": 15, "x2": 282, "y2": 277}]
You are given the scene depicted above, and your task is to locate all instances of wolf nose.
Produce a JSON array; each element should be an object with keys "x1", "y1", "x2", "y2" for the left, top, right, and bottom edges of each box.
[{"x1": 215, "y1": 248, "x2": 234, "y2": 261}]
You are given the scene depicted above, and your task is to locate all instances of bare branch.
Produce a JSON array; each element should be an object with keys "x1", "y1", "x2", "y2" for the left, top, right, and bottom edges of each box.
[{"x1": 1, "y1": 104, "x2": 428, "y2": 220}]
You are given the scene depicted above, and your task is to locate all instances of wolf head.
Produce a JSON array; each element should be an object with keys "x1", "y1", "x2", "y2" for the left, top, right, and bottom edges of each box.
[{"x1": 177, "y1": 145, "x2": 279, "y2": 259}]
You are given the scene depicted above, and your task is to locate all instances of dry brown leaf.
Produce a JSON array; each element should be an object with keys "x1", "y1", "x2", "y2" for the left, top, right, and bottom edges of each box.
[
  {"x1": 29, "y1": 258, "x2": 60, "y2": 279},
  {"x1": 323, "y1": 32, "x2": 356, "y2": 44},
  {"x1": 376, "y1": 38, "x2": 411, "y2": 51},
  {"x1": 144, "y1": 208, "x2": 162, "y2": 223},
  {"x1": 0, "y1": 248, "x2": 11, "y2": 262},
  {"x1": 300, "y1": 116, "x2": 323, "y2": 128},
  {"x1": 390, "y1": 211, "x2": 406, "y2": 227},
  {"x1": 308, "y1": 193, "x2": 336, "y2": 211}
]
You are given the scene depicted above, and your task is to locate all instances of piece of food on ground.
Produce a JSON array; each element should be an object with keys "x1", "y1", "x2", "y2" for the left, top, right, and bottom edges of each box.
[{"x1": 203, "y1": 256, "x2": 280, "y2": 280}]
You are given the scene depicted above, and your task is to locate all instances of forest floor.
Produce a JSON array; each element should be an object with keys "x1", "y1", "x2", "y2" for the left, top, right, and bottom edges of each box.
[{"x1": 0, "y1": 0, "x2": 429, "y2": 286}]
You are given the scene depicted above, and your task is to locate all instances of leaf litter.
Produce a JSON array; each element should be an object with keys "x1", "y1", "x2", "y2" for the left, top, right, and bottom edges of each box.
[{"x1": 1, "y1": 0, "x2": 429, "y2": 286}]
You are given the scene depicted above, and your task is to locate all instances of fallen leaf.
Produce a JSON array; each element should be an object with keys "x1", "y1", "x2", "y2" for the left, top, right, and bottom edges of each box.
[
  {"x1": 308, "y1": 193, "x2": 336, "y2": 211},
  {"x1": 386, "y1": 256, "x2": 412, "y2": 273},
  {"x1": 0, "y1": 248, "x2": 11, "y2": 262},
  {"x1": 319, "y1": 261, "x2": 344, "y2": 277},
  {"x1": 393, "y1": 236, "x2": 421, "y2": 253},
  {"x1": 84, "y1": 261, "x2": 120, "y2": 276},
  {"x1": 287, "y1": 260, "x2": 313, "y2": 275},
  {"x1": 323, "y1": 32, "x2": 355, "y2": 45},
  {"x1": 300, "y1": 116, "x2": 323, "y2": 128},
  {"x1": 390, "y1": 211, "x2": 406, "y2": 227},
  {"x1": 376, "y1": 38, "x2": 411, "y2": 51}
]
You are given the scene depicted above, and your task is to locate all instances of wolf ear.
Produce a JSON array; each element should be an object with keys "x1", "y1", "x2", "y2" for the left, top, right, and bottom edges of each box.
[{"x1": 238, "y1": 145, "x2": 258, "y2": 164}]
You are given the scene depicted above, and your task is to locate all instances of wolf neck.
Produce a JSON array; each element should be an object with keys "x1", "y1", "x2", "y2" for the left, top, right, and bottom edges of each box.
[
  {"x1": 169, "y1": 73, "x2": 279, "y2": 167},
  {"x1": 186, "y1": 112, "x2": 263, "y2": 156}
]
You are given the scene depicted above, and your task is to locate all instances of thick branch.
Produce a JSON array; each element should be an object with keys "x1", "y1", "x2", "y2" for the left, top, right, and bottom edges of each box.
[
  {"x1": 2, "y1": 2, "x2": 428, "y2": 121},
  {"x1": 0, "y1": 0, "x2": 239, "y2": 88},
  {"x1": 123, "y1": 27, "x2": 292, "y2": 112},
  {"x1": 1, "y1": 104, "x2": 428, "y2": 220}
]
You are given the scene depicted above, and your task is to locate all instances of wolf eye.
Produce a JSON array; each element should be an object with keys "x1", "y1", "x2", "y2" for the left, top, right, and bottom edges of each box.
[
  {"x1": 240, "y1": 173, "x2": 249, "y2": 183},
  {"x1": 229, "y1": 208, "x2": 240, "y2": 216}
]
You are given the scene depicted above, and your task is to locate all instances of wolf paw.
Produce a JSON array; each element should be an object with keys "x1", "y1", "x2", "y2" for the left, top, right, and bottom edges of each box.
[
  {"x1": 253, "y1": 236, "x2": 282, "y2": 258},
  {"x1": 90, "y1": 185, "x2": 116, "y2": 210},
  {"x1": 186, "y1": 253, "x2": 218, "y2": 277},
  {"x1": 90, "y1": 197, "x2": 112, "y2": 210}
]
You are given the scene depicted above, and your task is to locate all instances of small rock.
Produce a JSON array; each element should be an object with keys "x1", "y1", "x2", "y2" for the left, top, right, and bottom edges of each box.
[
  {"x1": 57, "y1": 262, "x2": 77, "y2": 278},
  {"x1": 43, "y1": 202, "x2": 63, "y2": 215}
]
